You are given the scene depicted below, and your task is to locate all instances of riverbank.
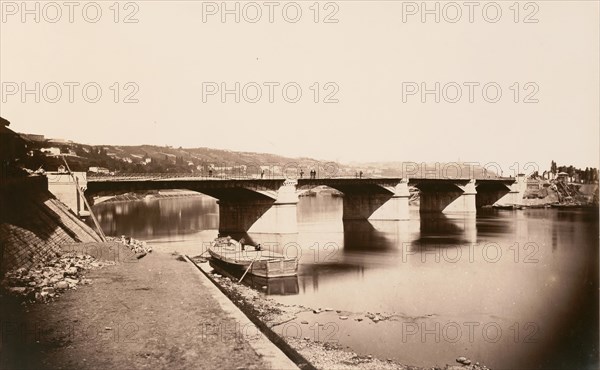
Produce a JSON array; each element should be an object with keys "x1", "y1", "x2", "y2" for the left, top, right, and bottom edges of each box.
[
  {"x1": 0, "y1": 237, "x2": 153, "y2": 303},
  {"x1": 0, "y1": 247, "x2": 288, "y2": 369},
  {"x1": 95, "y1": 189, "x2": 205, "y2": 204},
  {"x1": 189, "y1": 256, "x2": 490, "y2": 370}
]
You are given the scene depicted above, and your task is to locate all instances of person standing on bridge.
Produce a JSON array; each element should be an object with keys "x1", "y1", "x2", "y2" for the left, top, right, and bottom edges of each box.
[
  {"x1": 300, "y1": 169, "x2": 304, "y2": 179},
  {"x1": 359, "y1": 171, "x2": 363, "y2": 179}
]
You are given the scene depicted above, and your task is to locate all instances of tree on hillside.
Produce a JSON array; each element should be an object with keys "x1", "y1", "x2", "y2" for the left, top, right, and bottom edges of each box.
[
  {"x1": 550, "y1": 160, "x2": 557, "y2": 175},
  {"x1": 586, "y1": 168, "x2": 591, "y2": 182}
]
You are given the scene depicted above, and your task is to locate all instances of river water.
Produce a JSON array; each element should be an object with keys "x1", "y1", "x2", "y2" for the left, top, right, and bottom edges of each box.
[{"x1": 90, "y1": 194, "x2": 599, "y2": 369}]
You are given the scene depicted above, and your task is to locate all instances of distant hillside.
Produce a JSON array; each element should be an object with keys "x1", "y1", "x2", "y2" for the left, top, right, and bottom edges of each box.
[
  {"x1": 17, "y1": 133, "x2": 503, "y2": 179},
  {"x1": 17, "y1": 138, "x2": 352, "y2": 177},
  {"x1": 352, "y1": 161, "x2": 502, "y2": 179}
]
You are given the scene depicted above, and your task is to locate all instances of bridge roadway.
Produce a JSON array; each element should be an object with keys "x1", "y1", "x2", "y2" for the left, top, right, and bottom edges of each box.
[{"x1": 82, "y1": 176, "x2": 517, "y2": 234}]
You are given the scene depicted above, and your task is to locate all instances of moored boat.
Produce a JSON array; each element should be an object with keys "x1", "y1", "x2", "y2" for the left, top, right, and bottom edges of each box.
[
  {"x1": 208, "y1": 237, "x2": 298, "y2": 278},
  {"x1": 209, "y1": 259, "x2": 299, "y2": 295}
]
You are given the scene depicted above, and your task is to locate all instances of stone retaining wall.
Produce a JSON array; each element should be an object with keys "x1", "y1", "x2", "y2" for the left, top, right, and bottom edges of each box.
[{"x1": 0, "y1": 176, "x2": 102, "y2": 275}]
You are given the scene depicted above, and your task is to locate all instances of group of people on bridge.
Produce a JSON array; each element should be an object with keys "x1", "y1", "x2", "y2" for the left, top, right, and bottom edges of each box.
[{"x1": 299, "y1": 169, "x2": 318, "y2": 179}]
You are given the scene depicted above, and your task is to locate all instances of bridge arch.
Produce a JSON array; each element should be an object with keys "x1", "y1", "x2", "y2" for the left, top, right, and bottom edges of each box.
[
  {"x1": 79, "y1": 176, "x2": 516, "y2": 234},
  {"x1": 85, "y1": 179, "x2": 297, "y2": 234}
]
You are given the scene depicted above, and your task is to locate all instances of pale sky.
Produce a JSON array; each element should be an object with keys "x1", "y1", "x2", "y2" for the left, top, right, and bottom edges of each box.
[{"x1": 1, "y1": 0, "x2": 598, "y2": 172}]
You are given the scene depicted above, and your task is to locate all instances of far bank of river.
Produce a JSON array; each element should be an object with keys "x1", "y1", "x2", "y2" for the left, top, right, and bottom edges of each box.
[{"x1": 95, "y1": 189, "x2": 202, "y2": 204}]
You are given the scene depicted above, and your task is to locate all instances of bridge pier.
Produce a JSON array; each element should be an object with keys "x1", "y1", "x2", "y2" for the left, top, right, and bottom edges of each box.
[
  {"x1": 342, "y1": 180, "x2": 410, "y2": 221},
  {"x1": 419, "y1": 180, "x2": 477, "y2": 214},
  {"x1": 495, "y1": 179, "x2": 524, "y2": 206},
  {"x1": 47, "y1": 171, "x2": 89, "y2": 217},
  {"x1": 444, "y1": 180, "x2": 477, "y2": 214},
  {"x1": 218, "y1": 182, "x2": 299, "y2": 234}
]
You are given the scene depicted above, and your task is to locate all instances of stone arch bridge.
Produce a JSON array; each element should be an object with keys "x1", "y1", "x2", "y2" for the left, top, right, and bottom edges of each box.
[{"x1": 77, "y1": 176, "x2": 517, "y2": 233}]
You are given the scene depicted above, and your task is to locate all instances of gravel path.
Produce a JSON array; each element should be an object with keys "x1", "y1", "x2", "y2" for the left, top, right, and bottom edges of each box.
[{"x1": 1, "y1": 251, "x2": 270, "y2": 369}]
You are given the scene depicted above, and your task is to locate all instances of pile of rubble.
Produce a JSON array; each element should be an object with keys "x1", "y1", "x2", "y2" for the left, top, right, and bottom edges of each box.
[
  {"x1": 106, "y1": 235, "x2": 153, "y2": 255},
  {"x1": 0, "y1": 252, "x2": 115, "y2": 304}
]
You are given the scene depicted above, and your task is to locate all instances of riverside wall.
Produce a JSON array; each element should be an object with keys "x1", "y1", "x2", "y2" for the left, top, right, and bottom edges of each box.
[{"x1": 0, "y1": 175, "x2": 102, "y2": 275}]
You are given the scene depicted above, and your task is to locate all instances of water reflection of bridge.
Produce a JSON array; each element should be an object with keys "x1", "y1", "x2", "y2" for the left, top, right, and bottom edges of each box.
[
  {"x1": 225, "y1": 213, "x2": 497, "y2": 293},
  {"x1": 83, "y1": 175, "x2": 516, "y2": 234}
]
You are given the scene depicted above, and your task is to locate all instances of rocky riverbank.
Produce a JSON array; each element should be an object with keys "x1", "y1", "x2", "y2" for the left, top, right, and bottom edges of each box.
[
  {"x1": 105, "y1": 235, "x2": 153, "y2": 255},
  {"x1": 0, "y1": 251, "x2": 114, "y2": 304},
  {"x1": 189, "y1": 255, "x2": 490, "y2": 370},
  {"x1": 0, "y1": 237, "x2": 152, "y2": 304}
]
